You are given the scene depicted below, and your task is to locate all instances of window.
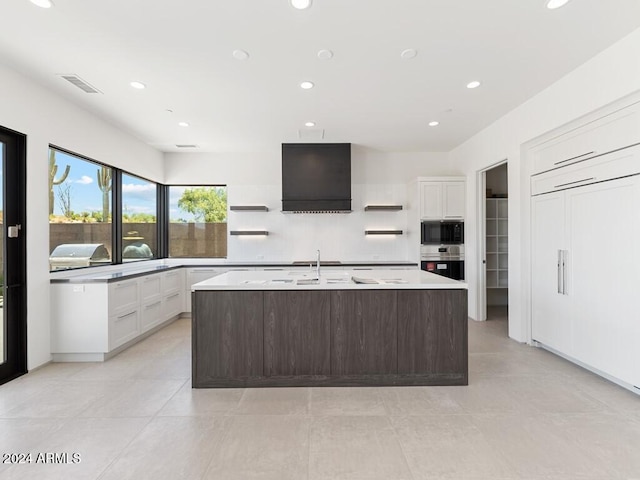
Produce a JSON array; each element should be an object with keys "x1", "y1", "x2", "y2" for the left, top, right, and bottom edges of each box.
[
  {"x1": 48, "y1": 148, "x2": 113, "y2": 271},
  {"x1": 122, "y1": 173, "x2": 157, "y2": 262},
  {"x1": 168, "y1": 186, "x2": 227, "y2": 258}
]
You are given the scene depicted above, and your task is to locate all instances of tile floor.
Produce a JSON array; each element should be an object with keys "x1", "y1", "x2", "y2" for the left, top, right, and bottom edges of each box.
[{"x1": 0, "y1": 308, "x2": 639, "y2": 479}]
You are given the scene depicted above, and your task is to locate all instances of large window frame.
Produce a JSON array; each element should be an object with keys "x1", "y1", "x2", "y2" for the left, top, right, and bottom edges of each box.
[{"x1": 48, "y1": 146, "x2": 227, "y2": 272}]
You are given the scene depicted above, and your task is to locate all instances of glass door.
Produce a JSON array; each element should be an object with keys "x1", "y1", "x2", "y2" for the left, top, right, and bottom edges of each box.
[{"x1": 0, "y1": 126, "x2": 27, "y2": 385}]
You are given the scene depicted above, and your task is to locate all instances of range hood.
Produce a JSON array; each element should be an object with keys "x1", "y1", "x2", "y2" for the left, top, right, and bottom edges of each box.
[{"x1": 281, "y1": 143, "x2": 352, "y2": 213}]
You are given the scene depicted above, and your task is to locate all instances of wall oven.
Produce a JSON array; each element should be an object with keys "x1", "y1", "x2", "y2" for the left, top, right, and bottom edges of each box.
[
  {"x1": 420, "y1": 244, "x2": 465, "y2": 280},
  {"x1": 421, "y1": 221, "x2": 464, "y2": 245}
]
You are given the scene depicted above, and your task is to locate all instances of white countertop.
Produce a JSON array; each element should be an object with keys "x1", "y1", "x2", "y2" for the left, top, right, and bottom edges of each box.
[{"x1": 192, "y1": 269, "x2": 467, "y2": 291}]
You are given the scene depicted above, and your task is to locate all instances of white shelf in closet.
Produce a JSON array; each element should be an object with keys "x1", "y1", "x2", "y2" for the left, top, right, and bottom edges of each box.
[{"x1": 486, "y1": 197, "x2": 508, "y2": 289}]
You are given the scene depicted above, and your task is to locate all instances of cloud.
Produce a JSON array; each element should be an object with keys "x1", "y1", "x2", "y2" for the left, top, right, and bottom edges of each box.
[
  {"x1": 75, "y1": 175, "x2": 93, "y2": 185},
  {"x1": 122, "y1": 183, "x2": 156, "y2": 201}
]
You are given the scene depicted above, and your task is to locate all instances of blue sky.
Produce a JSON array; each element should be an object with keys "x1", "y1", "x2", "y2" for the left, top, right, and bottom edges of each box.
[{"x1": 51, "y1": 150, "x2": 200, "y2": 221}]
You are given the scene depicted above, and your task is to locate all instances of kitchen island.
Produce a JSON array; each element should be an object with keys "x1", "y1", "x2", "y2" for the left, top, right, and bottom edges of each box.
[{"x1": 192, "y1": 269, "x2": 468, "y2": 388}]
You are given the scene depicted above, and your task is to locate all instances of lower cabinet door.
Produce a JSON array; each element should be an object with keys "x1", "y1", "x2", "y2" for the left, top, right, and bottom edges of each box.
[
  {"x1": 163, "y1": 292, "x2": 183, "y2": 320},
  {"x1": 141, "y1": 300, "x2": 163, "y2": 333},
  {"x1": 109, "y1": 309, "x2": 140, "y2": 350}
]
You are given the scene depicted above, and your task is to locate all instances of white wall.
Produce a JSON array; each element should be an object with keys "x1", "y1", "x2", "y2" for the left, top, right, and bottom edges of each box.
[
  {"x1": 165, "y1": 148, "x2": 457, "y2": 262},
  {"x1": 0, "y1": 62, "x2": 163, "y2": 370},
  {"x1": 449, "y1": 27, "x2": 640, "y2": 342}
]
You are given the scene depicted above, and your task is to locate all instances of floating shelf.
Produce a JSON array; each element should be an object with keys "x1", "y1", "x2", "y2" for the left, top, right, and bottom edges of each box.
[
  {"x1": 364, "y1": 205, "x2": 403, "y2": 211},
  {"x1": 229, "y1": 205, "x2": 269, "y2": 212},
  {"x1": 230, "y1": 230, "x2": 269, "y2": 236},
  {"x1": 365, "y1": 230, "x2": 403, "y2": 235}
]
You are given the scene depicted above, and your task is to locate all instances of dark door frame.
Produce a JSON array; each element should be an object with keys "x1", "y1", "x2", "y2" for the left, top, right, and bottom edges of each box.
[{"x1": 0, "y1": 125, "x2": 27, "y2": 385}]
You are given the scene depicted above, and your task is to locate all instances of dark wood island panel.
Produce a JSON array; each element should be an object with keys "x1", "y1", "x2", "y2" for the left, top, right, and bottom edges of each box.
[
  {"x1": 264, "y1": 290, "x2": 331, "y2": 377},
  {"x1": 192, "y1": 288, "x2": 467, "y2": 388},
  {"x1": 331, "y1": 290, "x2": 397, "y2": 375}
]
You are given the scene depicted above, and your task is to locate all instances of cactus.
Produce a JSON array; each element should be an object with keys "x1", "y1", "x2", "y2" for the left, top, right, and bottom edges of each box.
[
  {"x1": 97, "y1": 166, "x2": 112, "y2": 222},
  {"x1": 49, "y1": 150, "x2": 70, "y2": 215}
]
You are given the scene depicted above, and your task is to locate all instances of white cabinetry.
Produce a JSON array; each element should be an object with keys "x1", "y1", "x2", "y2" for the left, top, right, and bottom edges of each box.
[
  {"x1": 419, "y1": 178, "x2": 465, "y2": 220},
  {"x1": 52, "y1": 268, "x2": 184, "y2": 362},
  {"x1": 532, "y1": 169, "x2": 640, "y2": 389},
  {"x1": 485, "y1": 198, "x2": 508, "y2": 289},
  {"x1": 530, "y1": 99, "x2": 640, "y2": 175}
]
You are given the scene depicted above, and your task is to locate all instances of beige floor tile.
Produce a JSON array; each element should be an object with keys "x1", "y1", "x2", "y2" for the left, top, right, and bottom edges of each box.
[
  {"x1": 100, "y1": 416, "x2": 228, "y2": 480},
  {"x1": 391, "y1": 415, "x2": 516, "y2": 479},
  {"x1": 379, "y1": 386, "x2": 465, "y2": 416},
  {"x1": 233, "y1": 387, "x2": 310, "y2": 415},
  {"x1": 309, "y1": 416, "x2": 413, "y2": 480},
  {"x1": 310, "y1": 387, "x2": 388, "y2": 416},
  {"x1": 472, "y1": 414, "x2": 613, "y2": 478},
  {"x1": 203, "y1": 415, "x2": 310, "y2": 480},
  {"x1": 0, "y1": 417, "x2": 149, "y2": 480},
  {"x1": 440, "y1": 376, "x2": 535, "y2": 415},
  {"x1": 1, "y1": 381, "x2": 126, "y2": 418},
  {"x1": 158, "y1": 382, "x2": 244, "y2": 416},
  {"x1": 79, "y1": 379, "x2": 185, "y2": 418}
]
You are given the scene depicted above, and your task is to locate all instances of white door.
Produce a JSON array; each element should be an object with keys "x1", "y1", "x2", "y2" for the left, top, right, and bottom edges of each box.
[
  {"x1": 420, "y1": 183, "x2": 442, "y2": 219},
  {"x1": 531, "y1": 191, "x2": 572, "y2": 354},
  {"x1": 443, "y1": 182, "x2": 465, "y2": 219},
  {"x1": 566, "y1": 176, "x2": 640, "y2": 385}
]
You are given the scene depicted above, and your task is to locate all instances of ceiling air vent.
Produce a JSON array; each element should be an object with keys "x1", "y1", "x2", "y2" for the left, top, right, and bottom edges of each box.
[
  {"x1": 59, "y1": 74, "x2": 102, "y2": 94},
  {"x1": 176, "y1": 144, "x2": 198, "y2": 148},
  {"x1": 297, "y1": 128, "x2": 325, "y2": 141}
]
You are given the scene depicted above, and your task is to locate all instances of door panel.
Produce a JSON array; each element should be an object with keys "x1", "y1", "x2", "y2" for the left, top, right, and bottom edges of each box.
[{"x1": 0, "y1": 127, "x2": 27, "y2": 385}]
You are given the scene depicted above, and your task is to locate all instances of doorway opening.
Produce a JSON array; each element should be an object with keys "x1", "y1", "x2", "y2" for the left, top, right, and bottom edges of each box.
[{"x1": 478, "y1": 161, "x2": 509, "y2": 326}]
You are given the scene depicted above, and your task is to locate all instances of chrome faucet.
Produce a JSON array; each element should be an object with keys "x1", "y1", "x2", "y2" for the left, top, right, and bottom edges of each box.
[{"x1": 316, "y1": 249, "x2": 321, "y2": 278}]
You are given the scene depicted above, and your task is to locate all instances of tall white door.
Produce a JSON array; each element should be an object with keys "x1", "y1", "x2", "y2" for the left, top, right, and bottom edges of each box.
[
  {"x1": 566, "y1": 176, "x2": 640, "y2": 386},
  {"x1": 531, "y1": 191, "x2": 572, "y2": 354}
]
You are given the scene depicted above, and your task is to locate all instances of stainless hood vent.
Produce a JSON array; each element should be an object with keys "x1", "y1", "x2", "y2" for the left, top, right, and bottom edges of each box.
[{"x1": 282, "y1": 143, "x2": 352, "y2": 213}]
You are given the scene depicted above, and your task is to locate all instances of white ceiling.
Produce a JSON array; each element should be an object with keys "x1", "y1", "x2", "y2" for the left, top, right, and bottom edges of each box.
[{"x1": 2, "y1": 0, "x2": 640, "y2": 153}]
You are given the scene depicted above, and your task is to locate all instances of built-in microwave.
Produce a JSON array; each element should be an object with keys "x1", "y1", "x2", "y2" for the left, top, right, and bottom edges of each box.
[{"x1": 421, "y1": 221, "x2": 464, "y2": 245}]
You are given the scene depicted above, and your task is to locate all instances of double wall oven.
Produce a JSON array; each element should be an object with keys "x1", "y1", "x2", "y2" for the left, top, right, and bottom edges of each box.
[{"x1": 420, "y1": 220, "x2": 465, "y2": 280}]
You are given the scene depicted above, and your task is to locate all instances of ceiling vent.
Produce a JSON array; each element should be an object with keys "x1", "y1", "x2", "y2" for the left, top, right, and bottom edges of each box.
[
  {"x1": 297, "y1": 128, "x2": 325, "y2": 141},
  {"x1": 176, "y1": 144, "x2": 198, "y2": 148},
  {"x1": 59, "y1": 74, "x2": 102, "y2": 94}
]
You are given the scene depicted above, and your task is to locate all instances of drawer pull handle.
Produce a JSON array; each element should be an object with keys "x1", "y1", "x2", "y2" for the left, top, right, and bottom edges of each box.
[
  {"x1": 145, "y1": 301, "x2": 161, "y2": 309},
  {"x1": 553, "y1": 177, "x2": 595, "y2": 189},
  {"x1": 554, "y1": 151, "x2": 596, "y2": 166},
  {"x1": 116, "y1": 311, "x2": 136, "y2": 321},
  {"x1": 167, "y1": 293, "x2": 180, "y2": 299}
]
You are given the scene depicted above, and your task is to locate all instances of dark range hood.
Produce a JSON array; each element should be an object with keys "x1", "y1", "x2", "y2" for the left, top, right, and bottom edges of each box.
[{"x1": 281, "y1": 143, "x2": 352, "y2": 213}]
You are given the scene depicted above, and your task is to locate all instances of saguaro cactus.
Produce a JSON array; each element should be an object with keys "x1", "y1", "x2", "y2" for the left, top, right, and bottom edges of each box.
[
  {"x1": 97, "y1": 166, "x2": 112, "y2": 222},
  {"x1": 49, "y1": 150, "x2": 70, "y2": 215}
]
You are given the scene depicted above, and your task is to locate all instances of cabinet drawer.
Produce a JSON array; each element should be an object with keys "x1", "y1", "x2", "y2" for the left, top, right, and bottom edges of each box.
[
  {"x1": 164, "y1": 291, "x2": 183, "y2": 320},
  {"x1": 162, "y1": 269, "x2": 183, "y2": 293},
  {"x1": 187, "y1": 268, "x2": 223, "y2": 287},
  {"x1": 109, "y1": 309, "x2": 139, "y2": 350},
  {"x1": 109, "y1": 280, "x2": 139, "y2": 315},
  {"x1": 531, "y1": 144, "x2": 640, "y2": 196},
  {"x1": 532, "y1": 100, "x2": 640, "y2": 175},
  {"x1": 141, "y1": 300, "x2": 163, "y2": 333},
  {"x1": 140, "y1": 275, "x2": 161, "y2": 302}
]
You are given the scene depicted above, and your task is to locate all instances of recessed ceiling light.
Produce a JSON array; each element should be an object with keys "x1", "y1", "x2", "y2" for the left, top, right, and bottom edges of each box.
[
  {"x1": 546, "y1": 0, "x2": 570, "y2": 9},
  {"x1": 400, "y1": 49, "x2": 418, "y2": 59},
  {"x1": 317, "y1": 49, "x2": 333, "y2": 60},
  {"x1": 300, "y1": 81, "x2": 314, "y2": 90},
  {"x1": 467, "y1": 80, "x2": 481, "y2": 89},
  {"x1": 30, "y1": 0, "x2": 54, "y2": 8},
  {"x1": 428, "y1": 121, "x2": 440, "y2": 127},
  {"x1": 290, "y1": 0, "x2": 312, "y2": 9},
  {"x1": 232, "y1": 49, "x2": 250, "y2": 60},
  {"x1": 130, "y1": 81, "x2": 146, "y2": 89},
  {"x1": 178, "y1": 122, "x2": 190, "y2": 127},
  {"x1": 305, "y1": 122, "x2": 316, "y2": 127}
]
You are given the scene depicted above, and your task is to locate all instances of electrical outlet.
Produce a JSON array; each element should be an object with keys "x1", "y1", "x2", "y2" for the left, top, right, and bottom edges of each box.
[{"x1": 257, "y1": 255, "x2": 264, "y2": 260}]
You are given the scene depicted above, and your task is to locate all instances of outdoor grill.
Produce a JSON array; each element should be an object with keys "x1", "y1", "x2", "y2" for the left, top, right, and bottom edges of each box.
[{"x1": 49, "y1": 243, "x2": 111, "y2": 270}]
